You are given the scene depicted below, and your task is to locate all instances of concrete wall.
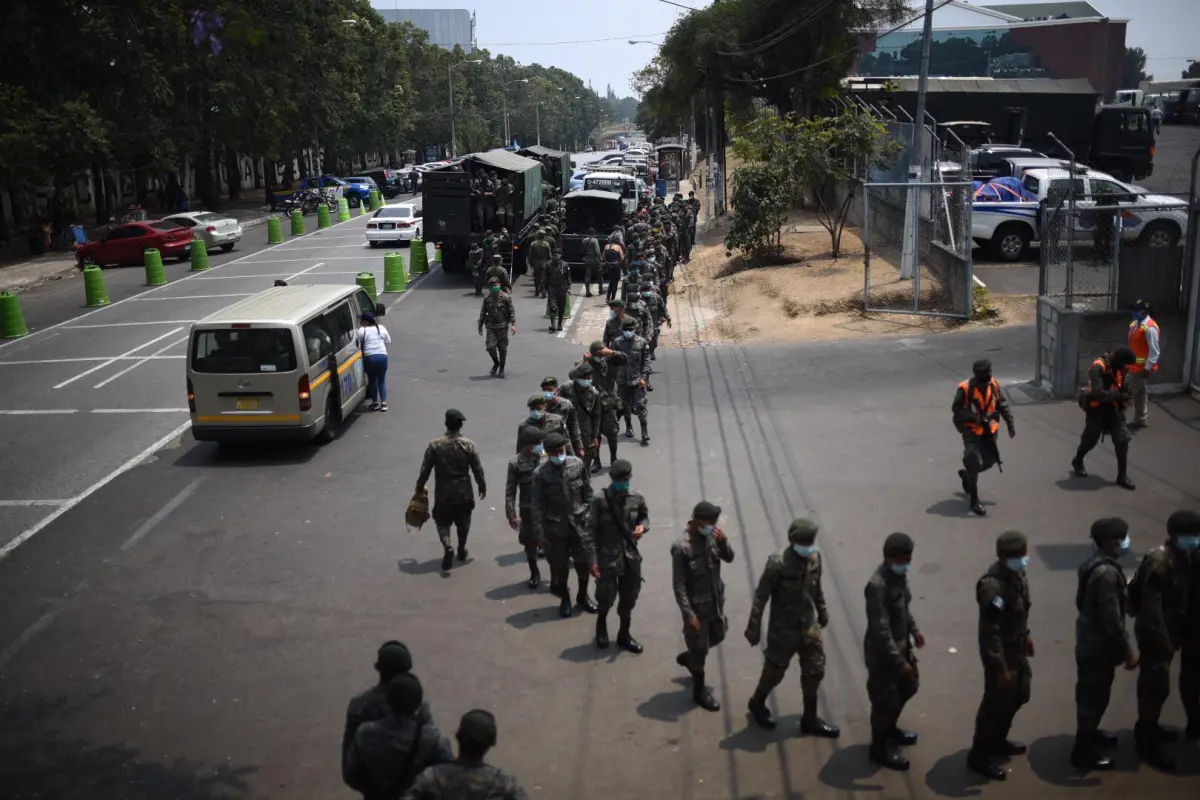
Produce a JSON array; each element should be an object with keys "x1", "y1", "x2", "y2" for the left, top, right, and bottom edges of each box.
[{"x1": 1037, "y1": 295, "x2": 1187, "y2": 397}]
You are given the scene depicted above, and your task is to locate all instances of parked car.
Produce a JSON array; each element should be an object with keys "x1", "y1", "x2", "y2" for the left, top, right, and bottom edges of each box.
[
  {"x1": 365, "y1": 201, "x2": 423, "y2": 247},
  {"x1": 76, "y1": 220, "x2": 194, "y2": 268},
  {"x1": 341, "y1": 176, "x2": 377, "y2": 207},
  {"x1": 163, "y1": 211, "x2": 244, "y2": 252},
  {"x1": 363, "y1": 169, "x2": 406, "y2": 198}
]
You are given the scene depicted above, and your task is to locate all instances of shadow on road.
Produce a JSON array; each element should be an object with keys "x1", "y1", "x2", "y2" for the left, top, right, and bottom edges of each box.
[
  {"x1": 558, "y1": 641, "x2": 618, "y2": 664},
  {"x1": 922, "y1": 748, "x2": 988, "y2": 797},
  {"x1": 925, "y1": 496, "x2": 996, "y2": 518},
  {"x1": 174, "y1": 441, "x2": 320, "y2": 469},
  {"x1": 504, "y1": 605, "x2": 564, "y2": 629},
  {"x1": 1053, "y1": 476, "x2": 1111, "y2": 492},
  {"x1": 719, "y1": 714, "x2": 802, "y2": 754},
  {"x1": 815, "y1": 743, "x2": 885, "y2": 792},
  {"x1": 1027, "y1": 734, "x2": 1106, "y2": 787},
  {"x1": 484, "y1": 581, "x2": 534, "y2": 602},
  {"x1": 493, "y1": 551, "x2": 528, "y2": 567},
  {"x1": 636, "y1": 677, "x2": 699, "y2": 723},
  {"x1": 396, "y1": 557, "x2": 448, "y2": 577},
  {"x1": 1033, "y1": 542, "x2": 1098, "y2": 571}
]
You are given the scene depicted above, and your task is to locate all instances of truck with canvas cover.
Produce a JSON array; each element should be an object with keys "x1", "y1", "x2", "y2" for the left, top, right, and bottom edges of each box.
[
  {"x1": 559, "y1": 189, "x2": 624, "y2": 273},
  {"x1": 421, "y1": 149, "x2": 545, "y2": 276},
  {"x1": 518, "y1": 145, "x2": 571, "y2": 197}
]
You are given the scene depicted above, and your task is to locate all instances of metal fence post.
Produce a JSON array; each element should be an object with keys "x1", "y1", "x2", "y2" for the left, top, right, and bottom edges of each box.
[
  {"x1": 1108, "y1": 214, "x2": 1122, "y2": 310},
  {"x1": 1065, "y1": 171, "x2": 1076, "y2": 309},
  {"x1": 863, "y1": 187, "x2": 872, "y2": 305}
]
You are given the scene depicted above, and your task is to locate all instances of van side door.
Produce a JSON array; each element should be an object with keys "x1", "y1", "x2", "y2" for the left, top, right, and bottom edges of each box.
[{"x1": 324, "y1": 300, "x2": 365, "y2": 414}]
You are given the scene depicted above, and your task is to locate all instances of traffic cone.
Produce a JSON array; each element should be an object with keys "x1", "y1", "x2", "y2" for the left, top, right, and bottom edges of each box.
[
  {"x1": 356, "y1": 271, "x2": 378, "y2": 302},
  {"x1": 383, "y1": 252, "x2": 407, "y2": 293},
  {"x1": 143, "y1": 248, "x2": 167, "y2": 286},
  {"x1": 189, "y1": 239, "x2": 211, "y2": 271},
  {"x1": 0, "y1": 291, "x2": 29, "y2": 338},
  {"x1": 83, "y1": 265, "x2": 110, "y2": 307},
  {"x1": 267, "y1": 216, "x2": 284, "y2": 243}
]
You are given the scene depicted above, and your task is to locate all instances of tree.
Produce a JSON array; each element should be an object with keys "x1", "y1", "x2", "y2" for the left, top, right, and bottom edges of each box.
[
  {"x1": 1121, "y1": 46, "x2": 1152, "y2": 89},
  {"x1": 1184, "y1": 61, "x2": 1200, "y2": 79}
]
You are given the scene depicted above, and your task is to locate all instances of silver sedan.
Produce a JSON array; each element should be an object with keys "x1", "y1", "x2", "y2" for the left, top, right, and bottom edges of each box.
[{"x1": 162, "y1": 211, "x2": 244, "y2": 252}]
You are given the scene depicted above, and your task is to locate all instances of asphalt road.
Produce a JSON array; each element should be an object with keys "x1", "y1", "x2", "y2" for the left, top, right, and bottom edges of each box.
[{"x1": 2, "y1": 198, "x2": 1200, "y2": 800}]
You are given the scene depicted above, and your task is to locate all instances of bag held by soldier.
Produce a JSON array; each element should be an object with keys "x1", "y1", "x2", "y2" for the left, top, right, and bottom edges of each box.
[{"x1": 406, "y1": 487, "x2": 430, "y2": 532}]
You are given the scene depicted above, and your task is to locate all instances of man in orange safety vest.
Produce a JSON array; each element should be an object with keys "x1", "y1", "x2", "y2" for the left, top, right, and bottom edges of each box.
[
  {"x1": 952, "y1": 359, "x2": 1015, "y2": 516},
  {"x1": 1126, "y1": 299, "x2": 1160, "y2": 429}
]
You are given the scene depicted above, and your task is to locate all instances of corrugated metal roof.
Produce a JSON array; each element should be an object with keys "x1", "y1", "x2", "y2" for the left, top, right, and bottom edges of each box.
[
  {"x1": 519, "y1": 145, "x2": 567, "y2": 158},
  {"x1": 564, "y1": 189, "x2": 623, "y2": 202},
  {"x1": 982, "y1": 2, "x2": 1103, "y2": 20},
  {"x1": 883, "y1": 77, "x2": 1097, "y2": 95},
  {"x1": 473, "y1": 149, "x2": 543, "y2": 174},
  {"x1": 196, "y1": 285, "x2": 360, "y2": 325}
]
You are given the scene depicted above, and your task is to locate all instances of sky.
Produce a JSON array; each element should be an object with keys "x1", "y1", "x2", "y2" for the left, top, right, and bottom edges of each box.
[{"x1": 369, "y1": 1, "x2": 1197, "y2": 96}]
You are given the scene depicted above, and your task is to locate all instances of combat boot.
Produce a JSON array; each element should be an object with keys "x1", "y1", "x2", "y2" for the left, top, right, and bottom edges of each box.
[
  {"x1": 1071, "y1": 455, "x2": 1088, "y2": 477},
  {"x1": 440, "y1": 548, "x2": 454, "y2": 572},
  {"x1": 639, "y1": 419, "x2": 650, "y2": 447},
  {"x1": 558, "y1": 592, "x2": 572, "y2": 618},
  {"x1": 616, "y1": 615, "x2": 643, "y2": 654},
  {"x1": 800, "y1": 694, "x2": 840, "y2": 738},
  {"x1": 595, "y1": 613, "x2": 610, "y2": 649},
  {"x1": 497, "y1": 356, "x2": 506, "y2": 379},
  {"x1": 967, "y1": 748, "x2": 1006, "y2": 780},
  {"x1": 1135, "y1": 723, "x2": 1175, "y2": 771},
  {"x1": 869, "y1": 738, "x2": 910, "y2": 771},
  {"x1": 575, "y1": 568, "x2": 598, "y2": 614},
  {"x1": 456, "y1": 537, "x2": 468, "y2": 562},
  {"x1": 747, "y1": 694, "x2": 776, "y2": 729},
  {"x1": 1070, "y1": 731, "x2": 1114, "y2": 771},
  {"x1": 958, "y1": 469, "x2": 971, "y2": 494},
  {"x1": 890, "y1": 728, "x2": 919, "y2": 745},
  {"x1": 692, "y1": 673, "x2": 720, "y2": 712},
  {"x1": 526, "y1": 557, "x2": 541, "y2": 590}
]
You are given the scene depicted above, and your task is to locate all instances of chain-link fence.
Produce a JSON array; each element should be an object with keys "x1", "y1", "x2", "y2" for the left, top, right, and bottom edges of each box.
[
  {"x1": 863, "y1": 181, "x2": 974, "y2": 317},
  {"x1": 1041, "y1": 187, "x2": 1194, "y2": 312}
]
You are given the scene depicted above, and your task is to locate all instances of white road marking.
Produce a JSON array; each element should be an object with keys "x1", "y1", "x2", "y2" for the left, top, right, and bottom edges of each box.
[
  {"x1": 53, "y1": 328, "x2": 185, "y2": 389},
  {"x1": 229, "y1": 255, "x2": 396, "y2": 263},
  {"x1": 92, "y1": 335, "x2": 189, "y2": 388},
  {"x1": 92, "y1": 408, "x2": 190, "y2": 413},
  {"x1": 0, "y1": 357, "x2": 183, "y2": 366},
  {"x1": 0, "y1": 419, "x2": 193, "y2": 561},
  {"x1": 127, "y1": 294, "x2": 252, "y2": 301},
  {"x1": 0, "y1": 408, "x2": 188, "y2": 415},
  {"x1": 283, "y1": 262, "x2": 327, "y2": 282},
  {"x1": 0, "y1": 499, "x2": 69, "y2": 506},
  {"x1": 556, "y1": 293, "x2": 586, "y2": 339},
  {"x1": 191, "y1": 273, "x2": 296, "y2": 280},
  {"x1": 121, "y1": 477, "x2": 204, "y2": 552},
  {"x1": 0, "y1": 409, "x2": 77, "y2": 415},
  {"x1": 973, "y1": 274, "x2": 987, "y2": 288},
  {"x1": 0, "y1": 611, "x2": 60, "y2": 670},
  {"x1": 60, "y1": 321, "x2": 198, "y2": 329},
  {"x1": 0, "y1": 213, "x2": 369, "y2": 354}
]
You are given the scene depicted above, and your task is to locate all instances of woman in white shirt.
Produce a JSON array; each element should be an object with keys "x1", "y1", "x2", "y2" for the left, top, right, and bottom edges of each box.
[{"x1": 357, "y1": 311, "x2": 392, "y2": 411}]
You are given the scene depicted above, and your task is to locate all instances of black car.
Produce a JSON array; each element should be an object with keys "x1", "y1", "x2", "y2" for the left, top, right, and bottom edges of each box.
[{"x1": 363, "y1": 169, "x2": 406, "y2": 199}]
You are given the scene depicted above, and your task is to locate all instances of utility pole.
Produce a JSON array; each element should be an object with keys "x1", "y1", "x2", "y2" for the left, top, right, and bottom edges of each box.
[{"x1": 901, "y1": 0, "x2": 936, "y2": 282}]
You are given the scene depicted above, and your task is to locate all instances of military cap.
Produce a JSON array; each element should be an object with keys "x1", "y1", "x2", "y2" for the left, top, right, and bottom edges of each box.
[
  {"x1": 787, "y1": 518, "x2": 820, "y2": 543},
  {"x1": 457, "y1": 709, "x2": 498, "y2": 747},
  {"x1": 1089, "y1": 517, "x2": 1129, "y2": 541},
  {"x1": 608, "y1": 298, "x2": 626, "y2": 308},
  {"x1": 621, "y1": 317, "x2": 639, "y2": 330},
  {"x1": 543, "y1": 432, "x2": 568, "y2": 450},
  {"x1": 386, "y1": 672, "x2": 424, "y2": 714},
  {"x1": 537, "y1": 228, "x2": 546, "y2": 235},
  {"x1": 488, "y1": 277, "x2": 501, "y2": 286},
  {"x1": 1167, "y1": 510, "x2": 1200, "y2": 535},
  {"x1": 573, "y1": 361, "x2": 594, "y2": 377},
  {"x1": 445, "y1": 408, "x2": 466, "y2": 424},
  {"x1": 552, "y1": 248, "x2": 562, "y2": 255},
  {"x1": 541, "y1": 376, "x2": 559, "y2": 388},
  {"x1": 492, "y1": 254, "x2": 502, "y2": 261},
  {"x1": 995, "y1": 530, "x2": 1028, "y2": 556},
  {"x1": 883, "y1": 532, "x2": 915, "y2": 556},
  {"x1": 527, "y1": 393, "x2": 547, "y2": 407},
  {"x1": 589, "y1": 340, "x2": 605, "y2": 355},
  {"x1": 609, "y1": 459, "x2": 633, "y2": 479},
  {"x1": 692, "y1": 500, "x2": 722, "y2": 520},
  {"x1": 375, "y1": 641, "x2": 412, "y2": 674},
  {"x1": 520, "y1": 426, "x2": 546, "y2": 445}
]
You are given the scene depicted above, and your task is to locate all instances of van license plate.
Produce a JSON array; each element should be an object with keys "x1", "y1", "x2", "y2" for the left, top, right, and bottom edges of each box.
[{"x1": 236, "y1": 399, "x2": 259, "y2": 410}]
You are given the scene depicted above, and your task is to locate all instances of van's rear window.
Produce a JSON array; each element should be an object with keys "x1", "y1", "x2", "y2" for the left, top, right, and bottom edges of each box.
[{"x1": 191, "y1": 329, "x2": 296, "y2": 374}]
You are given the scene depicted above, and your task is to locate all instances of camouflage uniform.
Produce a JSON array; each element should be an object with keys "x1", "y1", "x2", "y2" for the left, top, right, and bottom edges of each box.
[
  {"x1": 573, "y1": 349, "x2": 626, "y2": 463},
  {"x1": 586, "y1": 485, "x2": 648, "y2": 620},
  {"x1": 403, "y1": 761, "x2": 529, "y2": 800},
  {"x1": 345, "y1": 715, "x2": 454, "y2": 800},
  {"x1": 864, "y1": 563, "x2": 921, "y2": 749},
  {"x1": 671, "y1": 527, "x2": 735, "y2": 676},
  {"x1": 611, "y1": 328, "x2": 651, "y2": 439},
  {"x1": 528, "y1": 235, "x2": 552, "y2": 297},
  {"x1": 416, "y1": 433, "x2": 486, "y2": 553},
  {"x1": 477, "y1": 291, "x2": 516, "y2": 374},
  {"x1": 602, "y1": 311, "x2": 627, "y2": 348},
  {"x1": 639, "y1": 287, "x2": 670, "y2": 357},
  {"x1": 1133, "y1": 544, "x2": 1191, "y2": 743},
  {"x1": 545, "y1": 396, "x2": 583, "y2": 456},
  {"x1": 505, "y1": 449, "x2": 546, "y2": 561},
  {"x1": 545, "y1": 257, "x2": 571, "y2": 330},
  {"x1": 557, "y1": 379, "x2": 602, "y2": 467},
  {"x1": 582, "y1": 235, "x2": 602, "y2": 295},
  {"x1": 342, "y1": 686, "x2": 433, "y2": 774},
  {"x1": 1074, "y1": 552, "x2": 1133, "y2": 738},
  {"x1": 530, "y1": 455, "x2": 593, "y2": 602},
  {"x1": 625, "y1": 297, "x2": 653, "y2": 340},
  {"x1": 514, "y1": 411, "x2": 566, "y2": 454},
  {"x1": 468, "y1": 246, "x2": 485, "y2": 295},
  {"x1": 485, "y1": 260, "x2": 511, "y2": 292},
  {"x1": 972, "y1": 561, "x2": 1032, "y2": 754}
]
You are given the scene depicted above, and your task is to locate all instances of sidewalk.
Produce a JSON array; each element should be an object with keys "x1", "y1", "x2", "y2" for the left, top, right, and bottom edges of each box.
[{"x1": 0, "y1": 200, "x2": 275, "y2": 293}]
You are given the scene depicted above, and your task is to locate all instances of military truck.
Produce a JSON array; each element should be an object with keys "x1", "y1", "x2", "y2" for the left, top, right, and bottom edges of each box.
[
  {"x1": 518, "y1": 145, "x2": 571, "y2": 196},
  {"x1": 421, "y1": 149, "x2": 546, "y2": 276},
  {"x1": 559, "y1": 189, "x2": 625, "y2": 275}
]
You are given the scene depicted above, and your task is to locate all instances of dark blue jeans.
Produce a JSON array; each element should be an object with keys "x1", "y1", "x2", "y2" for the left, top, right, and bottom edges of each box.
[{"x1": 364, "y1": 353, "x2": 389, "y2": 403}]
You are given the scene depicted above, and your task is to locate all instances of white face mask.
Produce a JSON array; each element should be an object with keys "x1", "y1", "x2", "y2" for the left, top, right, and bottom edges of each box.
[
  {"x1": 551, "y1": 453, "x2": 568, "y2": 464},
  {"x1": 622, "y1": 330, "x2": 635, "y2": 339},
  {"x1": 792, "y1": 544, "x2": 816, "y2": 558}
]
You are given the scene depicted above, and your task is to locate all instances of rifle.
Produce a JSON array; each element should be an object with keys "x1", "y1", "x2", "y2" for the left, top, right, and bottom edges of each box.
[{"x1": 602, "y1": 488, "x2": 639, "y2": 554}]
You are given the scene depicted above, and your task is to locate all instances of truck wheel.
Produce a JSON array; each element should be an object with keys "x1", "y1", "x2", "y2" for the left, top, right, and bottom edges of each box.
[
  {"x1": 316, "y1": 394, "x2": 341, "y2": 444},
  {"x1": 1137, "y1": 221, "x2": 1180, "y2": 249},
  {"x1": 988, "y1": 224, "x2": 1031, "y2": 263}
]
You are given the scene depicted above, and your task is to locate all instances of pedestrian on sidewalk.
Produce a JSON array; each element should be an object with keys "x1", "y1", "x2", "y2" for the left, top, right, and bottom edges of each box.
[
  {"x1": 1127, "y1": 299, "x2": 1160, "y2": 429},
  {"x1": 358, "y1": 311, "x2": 392, "y2": 412}
]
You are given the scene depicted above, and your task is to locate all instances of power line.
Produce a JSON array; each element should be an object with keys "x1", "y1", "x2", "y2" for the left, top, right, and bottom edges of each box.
[
  {"x1": 480, "y1": 32, "x2": 669, "y2": 47},
  {"x1": 656, "y1": 0, "x2": 699, "y2": 10}
]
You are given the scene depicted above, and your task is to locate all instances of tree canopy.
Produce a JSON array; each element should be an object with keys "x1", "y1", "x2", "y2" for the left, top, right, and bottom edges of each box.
[
  {"x1": 1185, "y1": 61, "x2": 1200, "y2": 80},
  {"x1": 1120, "y1": 46, "x2": 1152, "y2": 88},
  {"x1": 0, "y1": 0, "x2": 635, "y2": 225}
]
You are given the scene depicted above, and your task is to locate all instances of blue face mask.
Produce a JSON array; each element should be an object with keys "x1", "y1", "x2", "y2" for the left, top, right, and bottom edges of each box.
[
  {"x1": 1118, "y1": 534, "x2": 1131, "y2": 553},
  {"x1": 542, "y1": 391, "x2": 555, "y2": 400},
  {"x1": 530, "y1": 410, "x2": 544, "y2": 420},
  {"x1": 610, "y1": 310, "x2": 617, "y2": 319},
  {"x1": 531, "y1": 445, "x2": 544, "y2": 456},
  {"x1": 698, "y1": 524, "x2": 715, "y2": 537},
  {"x1": 793, "y1": 544, "x2": 816, "y2": 558},
  {"x1": 1006, "y1": 555, "x2": 1030, "y2": 573},
  {"x1": 1176, "y1": 535, "x2": 1200, "y2": 552},
  {"x1": 1133, "y1": 311, "x2": 1147, "y2": 322},
  {"x1": 889, "y1": 563, "x2": 910, "y2": 576},
  {"x1": 622, "y1": 330, "x2": 635, "y2": 339},
  {"x1": 577, "y1": 379, "x2": 592, "y2": 388},
  {"x1": 611, "y1": 479, "x2": 630, "y2": 492},
  {"x1": 552, "y1": 453, "x2": 568, "y2": 465}
]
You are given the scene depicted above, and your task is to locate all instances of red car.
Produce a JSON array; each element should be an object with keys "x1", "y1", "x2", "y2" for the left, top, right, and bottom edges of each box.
[{"x1": 76, "y1": 220, "x2": 194, "y2": 268}]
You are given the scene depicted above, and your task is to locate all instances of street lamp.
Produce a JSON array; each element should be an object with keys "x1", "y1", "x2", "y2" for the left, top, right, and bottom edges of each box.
[
  {"x1": 449, "y1": 58, "x2": 483, "y2": 158},
  {"x1": 502, "y1": 79, "x2": 529, "y2": 146}
]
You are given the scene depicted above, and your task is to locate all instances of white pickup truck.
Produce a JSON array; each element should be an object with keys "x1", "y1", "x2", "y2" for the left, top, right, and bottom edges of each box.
[{"x1": 972, "y1": 167, "x2": 1189, "y2": 262}]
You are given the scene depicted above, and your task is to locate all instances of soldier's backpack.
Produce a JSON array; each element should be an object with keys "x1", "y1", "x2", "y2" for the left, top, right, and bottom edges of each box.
[{"x1": 1125, "y1": 548, "x2": 1160, "y2": 617}]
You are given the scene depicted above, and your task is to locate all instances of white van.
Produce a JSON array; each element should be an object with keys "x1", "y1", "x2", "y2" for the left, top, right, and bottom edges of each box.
[
  {"x1": 187, "y1": 284, "x2": 386, "y2": 444},
  {"x1": 584, "y1": 172, "x2": 639, "y2": 214}
]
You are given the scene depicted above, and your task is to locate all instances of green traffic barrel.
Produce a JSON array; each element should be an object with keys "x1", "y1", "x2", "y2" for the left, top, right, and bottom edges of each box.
[
  {"x1": 267, "y1": 216, "x2": 284, "y2": 244},
  {"x1": 0, "y1": 291, "x2": 29, "y2": 338},
  {"x1": 356, "y1": 271, "x2": 378, "y2": 302},
  {"x1": 83, "y1": 264, "x2": 110, "y2": 307},
  {"x1": 143, "y1": 248, "x2": 167, "y2": 286},
  {"x1": 291, "y1": 209, "x2": 305, "y2": 236},
  {"x1": 189, "y1": 238, "x2": 211, "y2": 271},
  {"x1": 409, "y1": 238, "x2": 428, "y2": 275},
  {"x1": 383, "y1": 252, "x2": 407, "y2": 293}
]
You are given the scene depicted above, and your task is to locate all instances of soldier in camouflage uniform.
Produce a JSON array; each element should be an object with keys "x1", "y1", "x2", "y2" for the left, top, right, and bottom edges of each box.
[
  {"x1": 585, "y1": 459, "x2": 648, "y2": 653},
  {"x1": 515, "y1": 394, "x2": 566, "y2": 454},
  {"x1": 403, "y1": 710, "x2": 529, "y2": 800},
  {"x1": 545, "y1": 249, "x2": 571, "y2": 333},
  {"x1": 864, "y1": 532, "x2": 925, "y2": 772},
  {"x1": 506, "y1": 428, "x2": 546, "y2": 590},
  {"x1": 967, "y1": 530, "x2": 1034, "y2": 781},
  {"x1": 342, "y1": 641, "x2": 434, "y2": 780},
  {"x1": 468, "y1": 243, "x2": 485, "y2": 295},
  {"x1": 603, "y1": 299, "x2": 629, "y2": 347},
  {"x1": 612, "y1": 317, "x2": 651, "y2": 445},
  {"x1": 527, "y1": 229, "x2": 552, "y2": 298},
  {"x1": 485, "y1": 253, "x2": 511, "y2": 292},
  {"x1": 638, "y1": 280, "x2": 670, "y2": 362},
  {"x1": 625, "y1": 291, "x2": 653, "y2": 344},
  {"x1": 478, "y1": 278, "x2": 516, "y2": 378},
  {"x1": 531, "y1": 432, "x2": 595, "y2": 618},
  {"x1": 344, "y1": 673, "x2": 454, "y2": 800},
  {"x1": 416, "y1": 409, "x2": 487, "y2": 572},
  {"x1": 744, "y1": 519, "x2": 839, "y2": 737},
  {"x1": 672, "y1": 501, "x2": 734, "y2": 711},
  {"x1": 1131, "y1": 510, "x2": 1200, "y2": 771},
  {"x1": 572, "y1": 342, "x2": 626, "y2": 470},
  {"x1": 558, "y1": 363, "x2": 602, "y2": 474},
  {"x1": 540, "y1": 376, "x2": 583, "y2": 457},
  {"x1": 1072, "y1": 517, "x2": 1138, "y2": 771}
]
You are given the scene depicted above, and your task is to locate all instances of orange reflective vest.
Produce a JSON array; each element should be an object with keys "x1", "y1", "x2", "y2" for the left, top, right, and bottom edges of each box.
[
  {"x1": 1127, "y1": 316, "x2": 1159, "y2": 373},
  {"x1": 1087, "y1": 357, "x2": 1123, "y2": 408},
  {"x1": 958, "y1": 378, "x2": 1000, "y2": 436}
]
